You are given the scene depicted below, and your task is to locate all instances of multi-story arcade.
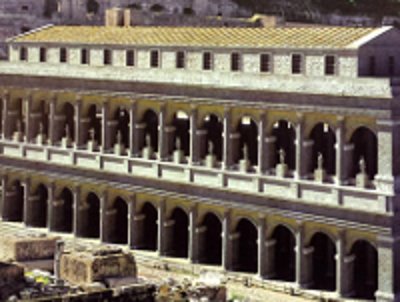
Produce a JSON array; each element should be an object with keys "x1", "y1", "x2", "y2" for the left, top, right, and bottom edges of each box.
[{"x1": 0, "y1": 24, "x2": 400, "y2": 301}]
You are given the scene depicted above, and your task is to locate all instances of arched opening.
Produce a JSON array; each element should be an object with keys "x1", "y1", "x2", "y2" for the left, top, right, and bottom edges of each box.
[
  {"x1": 63, "y1": 102, "x2": 75, "y2": 142},
  {"x1": 309, "y1": 232, "x2": 336, "y2": 291},
  {"x1": 10, "y1": 98, "x2": 24, "y2": 138},
  {"x1": 83, "y1": 193, "x2": 100, "y2": 238},
  {"x1": 142, "y1": 109, "x2": 158, "y2": 152},
  {"x1": 172, "y1": 111, "x2": 190, "y2": 156},
  {"x1": 141, "y1": 202, "x2": 158, "y2": 251},
  {"x1": 310, "y1": 123, "x2": 336, "y2": 175},
  {"x1": 271, "y1": 225, "x2": 295, "y2": 281},
  {"x1": 199, "y1": 213, "x2": 222, "y2": 265},
  {"x1": 30, "y1": 184, "x2": 48, "y2": 228},
  {"x1": 87, "y1": 105, "x2": 102, "y2": 145},
  {"x1": 350, "y1": 127, "x2": 377, "y2": 179},
  {"x1": 201, "y1": 114, "x2": 223, "y2": 161},
  {"x1": 53, "y1": 188, "x2": 73, "y2": 233},
  {"x1": 86, "y1": 0, "x2": 99, "y2": 14},
  {"x1": 234, "y1": 218, "x2": 257, "y2": 273},
  {"x1": 114, "y1": 108, "x2": 129, "y2": 148},
  {"x1": 111, "y1": 197, "x2": 128, "y2": 244},
  {"x1": 37, "y1": 100, "x2": 49, "y2": 138},
  {"x1": 351, "y1": 240, "x2": 378, "y2": 299},
  {"x1": 169, "y1": 208, "x2": 189, "y2": 258},
  {"x1": 272, "y1": 120, "x2": 296, "y2": 170},
  {"x1": 236, "y1": 116, "x2": 258, "y2": 166},
  {"x1": 3, "y1": 180, "x2": 24, "y2": 222}
]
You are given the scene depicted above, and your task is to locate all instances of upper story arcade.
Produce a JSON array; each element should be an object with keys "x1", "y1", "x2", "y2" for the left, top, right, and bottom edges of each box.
[{"x1": 4, "y1": 25, "x2": 400, "y2": 98}]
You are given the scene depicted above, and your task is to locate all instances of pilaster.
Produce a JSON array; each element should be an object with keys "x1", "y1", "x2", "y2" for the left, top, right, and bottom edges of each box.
[
  {"x1": 189, "y1": 106, "x2": 199, "y2": 165},
  {"x1": 188, "y1": 205, "x2": 198, "y2": 262},
  {"x1": 222, "y1": 210, "x2": 232, "y2": 270},
  {"x1": 129, "y1": 101, "x2": 137, "y2": 157},
  {"x1": 258, "y1": 113, "x2": 267, "y2": 173},
  {"x1": 295, "y1": 117, "x2": 304, "y2": 180},
  {"x1": 157, "y1": 199, "x2": 166, "y2": 256},
  {"x1": 158, "y1": 105, "x2": 167, "y2": 160},
  {"x1": 222, "y1": 108, "x2": 232, "y2": 170}
]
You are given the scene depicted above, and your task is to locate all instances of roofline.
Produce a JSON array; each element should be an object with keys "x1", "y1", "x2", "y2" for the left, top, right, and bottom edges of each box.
[
  {"x1": 346, "y1": 26, "x2": 393, "y2": 49},
  {"x1": 6, "y1": 24, "x2": 55, "y2": 43}
]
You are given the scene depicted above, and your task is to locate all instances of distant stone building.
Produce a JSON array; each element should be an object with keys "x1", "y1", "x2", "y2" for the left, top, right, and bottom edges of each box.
[{"x1": 1, "y1": 24, "x2": 400, "y2": 302}]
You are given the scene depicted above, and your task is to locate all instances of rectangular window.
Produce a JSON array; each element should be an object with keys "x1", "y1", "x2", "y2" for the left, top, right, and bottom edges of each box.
[
  {"x1": 103, "y1": 49, "x2": 112, "y2": 65},
  {"x1": 388, "y1": 56, "x2": 395, "y2": 76},
  {"x1": 324, "y1": 55, "x2": 336, "y2": 75},
  {"x1": 19, "y1": 47, "x2": 27, "y2": 61},
  {"x1": 126, "y1": 50, "x2": 135, "y2": 67},
  {"x1": 60, "y1": 47, "x2": 67, "y2": 63},
  {"x1": 260, "y1": 53, "x2": 271, "y2": 72},
  {"x1": 231, "y1": 52, "x2": 241, "y2": 72},
  {"x1": 81, "y1": 48, "x2": 89, "y2": 65},
  {"x1": 291, "y1": 54, "x2": 302, "y2": 74},
  {"x1": 39, "y1": 47, "x2": 46, "y2": 63},
  {"x1": 203, "y1": 52, "x2": 212, "y2": 70},
  {"x1": 369, "y1": 56, "x2": 376, "y2": 76},
  {"x1": 150, "y1": 50, "x2": 159, "y2": 68},
  {"x1": 176, "y1": 51, "x2": 185, "y2": 69}
]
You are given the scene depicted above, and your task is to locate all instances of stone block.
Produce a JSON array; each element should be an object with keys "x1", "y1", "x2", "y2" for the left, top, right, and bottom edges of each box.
[{"x1": 60, "y1": 247, "x2": 137, "y2": 285}]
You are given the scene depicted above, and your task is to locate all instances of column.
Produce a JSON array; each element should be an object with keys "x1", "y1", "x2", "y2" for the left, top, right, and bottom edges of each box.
[
  {"x1": 188, "y1": 205, "x2": 198, "y2": 262},
  {"x1": 22, "y1": 178, "x2": 31, "y2": 226},
  {"x1": 295, "y1": 118, "x2": 304, "y2": 179},
  {"x1": 74, "y1": 100, "x2": 82, "y2": 148},
  {"x1": 72, "y1": 186, "x2": 80, "y2": 237},
  {"x1": 222, "y1": 108, "x2": 232, "y2": 170},
  {"x1": 128, "y1": 195, "x2": 137, "y2": 249},
  {"x1": 222, "y1": 210, "x2": 232, "y2": 270},
  {"x1": 295, "y1": 224, "x2": 313, "y2": 288},
  {"x1": 375, "y1": 235, "x2": 400, "y2": 302},
  {"x1": 2, "y1": 92, "x2": 9, "y2": 138},
  {"x1": 129, "y1": 102, "x2": 137, "y2": 156},
  {"x1": 189, "y1": 107, "x2": 199, "y2": 165},
  {"x1": 24, "y1": 96, "x2": 32, "y2": 142},
  {"x1": 157, "y1": 200, "x2": 166, "y2": 256},
  {"x1": 335, "y1": 117, "x2": 346, "y2": 185},
  {"x1": 99, "y1": 191, "x2": 108, "y2": 243},
  {"x1": 258, "y1": 113, "x2": 267, "y2": 173},
  {"x1": 336, "y1": 231, "x2": 355, "y2": 297},
  {"x1": 101, "y1": 101, "x2": 110, "y2": 151},
  {"x1": 257, "y1": 217, "x2": 267, "y2": 277},
  {"x1": 46, "y1": 182, "x2": 55, "y2": 230},
  {"x1": 48, "y1": 97, "x2": 56, "y2": 145},
  {"x1": 158, "y1": 105, "x2": 167, "y2": 160}
]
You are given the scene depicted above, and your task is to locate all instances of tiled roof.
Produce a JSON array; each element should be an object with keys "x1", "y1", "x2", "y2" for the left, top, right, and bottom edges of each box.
[{"x1": 10, "y1": 25, "x2": 386, "y2": 49}]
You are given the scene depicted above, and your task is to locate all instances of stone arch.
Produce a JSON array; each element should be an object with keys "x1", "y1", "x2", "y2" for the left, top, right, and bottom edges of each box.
[
  {"x1": 28, "y1": 184, "x2": 48, "y2": 228},
  {"x1": 51, "y1": 187, "x2": 73, "y2": 233},
  {"x1": 168, "y1": 207, "x2": 189, "y2": 258},
  {"x1": 309, "y1": 122, "x2": 336, "y2": 176},
  {"x1": 350, "y1": 239, "x2": 378, "y2": 299},
  {"x1": 107, "y1": 197, "x2": 128, "y2": 244},
  {"x1": 139, "y1": 202, "x2": 158, "y2": 251},
  {"x1": 198, "y1": 212, "x2": 222, "y2": 265},
  {"x1": 2, "y1": 179, "x2": 24, "y2": 222},
  {"x1": 235, "y1": 116, "x2": 258, "y2": 167},
  {"x1": 171, "y1": 110, "x2": 190, "y2": 157},
  {"x1": 80, "y1": 192, "x2": 100, "y2": 238},
  {"x1": 200, "y1": 113, "x2": 223, "y2": 161},
  {"x1": 309, "y1": 232, "x2": 336, "y2": 291},
  {"x1": 271, "y1": 120, "x2": 296, "y2": 170},
  {"x1": 271, "y1": 224, "x2": 296, "y2": 282},
  {"x1": 350, "y1": 126, "x2": 377, "y2": 179},
  {"x1": 233, "y1": 218, "x2": 258, "y2": 273},
  {"x1": 141, "y1": 109, "x2": 158, "y2": 152}
]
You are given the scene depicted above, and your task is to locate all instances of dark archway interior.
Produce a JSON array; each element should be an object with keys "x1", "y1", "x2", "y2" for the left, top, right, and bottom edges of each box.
[
  {"x1": 172, "y1": 112, "x2": 190, "y2": 156},
  {"x1": 113, "y1": 198, "x2": 128, "y2": 244},
  {"x1": 31, "y1": 184, "x2": 48, "y2": 228},
  {"x1": 86, "y1": 0, "x2": 99, "y2": 14},
  {"x1": 310, "y1": 233, "x2": 336, "y2": 291},
  {"x1": 0, "y1": 99, "x2": 3, "y2": 135},
  {"x1": 115, "y1": 109, "x2": 129, "y2": 147},
  {"x1": 142, "y1": 203, "x2": 158, "y2": 251},
  {"x1": 15, "y1": 98, "x2": 24, "y2": 135},
  {"x1": 142, "y1": 110, "x2": 158, "y2": 152},
  {"x1": 235, "y1": 219, "x2": 258, "y2": 273},
  {"x1": 272, "y1": 225, "x2": 296, "y2": 282},
  {"x1": 272, "y1": 120, "x2": 296, "y2": 170},
  {"x1": 201, "y1": 213, "x2": 222, "y2": 265},
  {"x1": 352, "y1": 240, "x2": 378, "y2": 299},
  {"x1": 8, "y1": 181, "x2": 24, "y2": 222},
  {"x1": 58, "y1": 188, "x2": 73, "y2": 233},
  {"x1": 237, "y1": 117, "x2": 258, "y2": 165},
  {"x1": 64, "y1": 102, "x2": 75, "y2": 141},
  {"x1": 170, "y1": 208, "x2": 189, "y2": 258},
  {"x1": 202, "y1": 114, "x2": 223, "y2": 160},
  {"x1": 38, "y1": 101, "x2": 49, "y2": 137},
  {"x1": 88, "y1": 105, "x2": 102, "y2": 144},
  {"x1": 85, "y1": 193, "x2": 100, "y2": 238},
  {"x1": 350, "y1": 127, "x2": 377, "y2": 179},
  {"x1": 310, "y1": 123, "x2": 336, "y2": 175}
]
